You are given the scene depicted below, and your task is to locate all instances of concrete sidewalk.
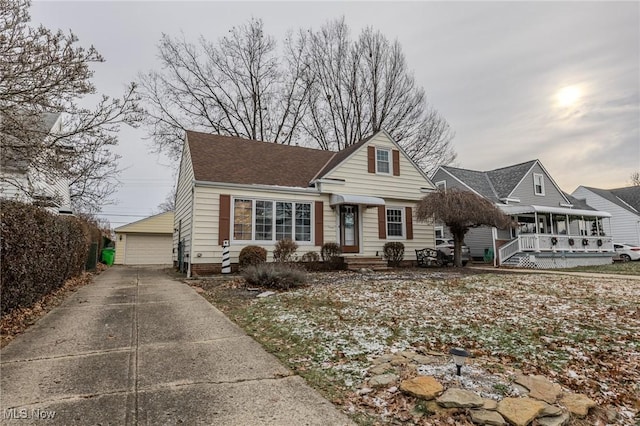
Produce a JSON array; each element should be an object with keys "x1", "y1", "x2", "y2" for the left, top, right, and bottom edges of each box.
[{"x1": 1, "y1": 267, "x2": 352, "y2": 425}]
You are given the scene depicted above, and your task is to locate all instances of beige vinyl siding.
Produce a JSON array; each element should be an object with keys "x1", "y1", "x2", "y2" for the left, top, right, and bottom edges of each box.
[
  {"x1": 320, "y1": 132, "x2": 435, "y2": 254},
  {"x1": 174, "y1": 141, "x2": 195, "y2": 263},
  {"x1": 190, "y1": 185, "x2": 326, "y2": 265},
  {"x1": 320, "y1": 132, "x2": 434, "y2": 201},
  {"x1": 510, "y1": 163, "x2": 567, "y2": 207},
  {"x1": 572, "y1": 187, "x2": 640, "y2": 245},
  {"x1": 115, "y1": 211, "x2": 174, "y2": 234}
]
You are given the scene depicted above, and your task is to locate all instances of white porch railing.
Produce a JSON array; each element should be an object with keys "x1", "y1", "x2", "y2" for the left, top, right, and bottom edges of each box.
[
  {"x1": 498, "y1": 235, "x2": 614, "y2": 265},
  {"x1": 498, "y1": 239, "x2": 520, "y2": 263}
]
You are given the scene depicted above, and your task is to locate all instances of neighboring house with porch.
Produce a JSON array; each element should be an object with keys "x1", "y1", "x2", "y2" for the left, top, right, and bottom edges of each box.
[
  {"x1": 0, "y1": 113, "x2": 72, "y2": 214},
  {"x1": 572, "y1": 185, "x2": 640, "y2": 246},
  {"x1": 431, "y1": 160, "x2": 614, "y2": 268},
  {"x1": 173, "y1": 130, "x2": 436, "y2": 276}
]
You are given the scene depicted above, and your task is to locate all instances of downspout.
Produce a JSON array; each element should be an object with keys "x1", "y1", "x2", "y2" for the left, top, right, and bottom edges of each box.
[
  {"x1": 187, "y1": 181, "x2": 195, "y2": 278},
  {"x1": 492, "y1": 227, "x2": 498, "y2": 267}
]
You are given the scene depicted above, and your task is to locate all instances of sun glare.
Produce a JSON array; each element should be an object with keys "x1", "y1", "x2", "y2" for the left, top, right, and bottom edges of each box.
[{"x1": 556, "y1": 85, "x2": 582, "y2": 107}]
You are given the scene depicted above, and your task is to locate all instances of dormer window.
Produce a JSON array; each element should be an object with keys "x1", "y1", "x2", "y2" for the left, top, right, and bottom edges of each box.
[
  {"x1": 376, "y1": 148, "x2": 391, "y2": 174},
  {"x1": 533, "y1": 173, "x2": 545, "y2": 196},
  {"x1": 435, "y1": 180, "x2": 446, "y2": 191}
]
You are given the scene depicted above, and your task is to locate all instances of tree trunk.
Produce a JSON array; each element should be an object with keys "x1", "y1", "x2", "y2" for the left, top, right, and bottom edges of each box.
[{"x1": 452, "y1": 231, "x2": 464, "y2": 267}]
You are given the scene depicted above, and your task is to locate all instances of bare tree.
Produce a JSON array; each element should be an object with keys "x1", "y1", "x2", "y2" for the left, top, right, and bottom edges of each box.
[
  {"x1": 0, "y1": 0, "x2": 141, "y2": 213},
  {"x1": 155, "y1": 186, "x2": 176, "y2": 213},
  {"x1": 300, "y1": 19, "x2": 456, "y2": 172},
  {"x1": 138, "y1": 19, "x2": 311, "y2": 160},
  {"x1": 139, "y1": 18, "x2": 456, "y2": 174},
  {"x1": 416, "y1": 189, "x2": 512, "y2": 267},
  {"x1": 630, "y1": 171, "x2": 640, "y2": 186}
]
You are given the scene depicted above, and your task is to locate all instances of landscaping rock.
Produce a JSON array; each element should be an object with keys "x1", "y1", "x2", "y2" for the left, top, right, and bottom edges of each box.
[
  {"x1": 537, "y1": 413, "x2": 570, "y2": 426},
  {"x1": 514, "y1": 374, "x2": 562, "y2": 404},
  {"x1": 559, "y1": 393, "x2": 596, "y2": 418},
  {"x1": 399, "y1": 350, "x2": 416, "y2": 358},
  {"x1": 470, "y1": 409, "x2": 507, "y2": 426},
  {"x1": 539, "y1": 402, "x2": 563, "y2": 417},
  {"x1": 256, "y1": 291, "x2": 276, "y2": 298},
  {"x1": 512, "y1": 383, "x2": 530, "y2": 396},
  {"x1": 390, "y1": 356, "x2": 409, "y2": 366},
  {"x1": 358, "y1": 268, "x2": 374, "y2": 274},
  {"x1": 424, "y1": 400, "x2": 459, "y2": 415},
  {"x1": 436, "y1": 388, "x2": 484, "y2": 408},
  {"x1": 412, "y1": 354, "x2": 440, "y2": 365},
  {"x1": 369, "y1": 373, "x2": 398, "y2": 388},
  {"x1": 400, "y1": 376, "x2": 443, "y2": 400},
  {"x1": 372, "y1": 354, "x2": 395, "y2": 365},
  {"x1": 497, "y1": 397, "x2": 545, "y2": 426},
  {"x1": 369, "y1": 362, "x2": 394, "y2": 376},
  {"x1": 481, "y1": 398, "x2": 498, "y2": 410}
]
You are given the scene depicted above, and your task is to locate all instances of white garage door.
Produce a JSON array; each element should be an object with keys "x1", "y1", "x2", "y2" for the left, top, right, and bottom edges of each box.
[{"x1": 124, "y1": 234, "x2": 173, "y2": 265}]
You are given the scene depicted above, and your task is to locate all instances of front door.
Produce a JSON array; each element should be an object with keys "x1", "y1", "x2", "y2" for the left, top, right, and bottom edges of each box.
[{"x1": 340, "y1": 205, "x2": 359, "y2": 253}]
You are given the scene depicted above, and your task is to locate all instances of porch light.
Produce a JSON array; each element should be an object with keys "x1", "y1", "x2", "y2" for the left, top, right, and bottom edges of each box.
[{"x1": 449, "y1": 347, "x2": 469, "y2": 376}]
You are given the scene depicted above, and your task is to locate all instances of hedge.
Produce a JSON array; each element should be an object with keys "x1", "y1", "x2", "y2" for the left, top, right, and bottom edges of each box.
[{"x1": 1, "y1": 200, "x2": 100, "y2": 316}]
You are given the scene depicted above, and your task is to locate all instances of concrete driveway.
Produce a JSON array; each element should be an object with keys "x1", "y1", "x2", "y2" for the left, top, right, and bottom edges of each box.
[{"x1": 1, "y1": 267, "x2": 352, "y2": 425}]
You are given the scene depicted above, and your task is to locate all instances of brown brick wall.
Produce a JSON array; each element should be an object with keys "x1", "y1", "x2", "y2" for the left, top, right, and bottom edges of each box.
[{"x1": 190, "y1": 263, "x2": 239, "y2": 276}]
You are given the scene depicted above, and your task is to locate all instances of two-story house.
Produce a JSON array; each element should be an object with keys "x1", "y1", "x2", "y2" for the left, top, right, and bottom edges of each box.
[
  {"x1": 173, "y1": 130, "x2": 436, "y2": 276},
  {"x1": 432, "y1": 160, "x2": 614, "y2": 268}
]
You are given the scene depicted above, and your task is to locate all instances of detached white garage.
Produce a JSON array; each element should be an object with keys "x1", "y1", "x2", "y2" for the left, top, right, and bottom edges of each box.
[{"x1": 114, "y1": 211, "x2": 174, "y2": 265}]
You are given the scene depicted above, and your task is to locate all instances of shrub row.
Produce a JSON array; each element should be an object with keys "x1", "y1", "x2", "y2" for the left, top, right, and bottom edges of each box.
[{"x1": 1, "y1": 200, "x2": 100, "y2": 316}]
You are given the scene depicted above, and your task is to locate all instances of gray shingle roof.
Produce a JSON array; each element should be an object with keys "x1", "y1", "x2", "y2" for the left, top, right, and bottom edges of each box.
[
  {"x1": 442, "y1": 160, "x2": 539, "y2": 202},
  {"x1": 486, "y1": 160, "x2": 537, "y2": 199},
  {"x1": 583, "y1": 186, "x2": 640, "y2": 214},
  {"x1": 441, "y1": 166, "x2": 499, "y2": 202}
]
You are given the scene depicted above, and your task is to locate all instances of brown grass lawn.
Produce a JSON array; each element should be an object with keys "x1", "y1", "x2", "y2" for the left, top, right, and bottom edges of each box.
[{"x1": 194, "y1": 269, "x2": 639, "y2": 425}]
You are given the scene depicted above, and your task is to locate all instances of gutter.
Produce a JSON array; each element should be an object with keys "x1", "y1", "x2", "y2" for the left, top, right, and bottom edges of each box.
[{"x1": 193, "y1": 180, "x2": 321, "y2": 196}]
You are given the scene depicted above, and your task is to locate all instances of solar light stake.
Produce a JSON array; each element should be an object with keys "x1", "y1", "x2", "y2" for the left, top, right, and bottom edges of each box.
[{"x1": 449, "y1": 347, "x2": 469, "y2": 376}]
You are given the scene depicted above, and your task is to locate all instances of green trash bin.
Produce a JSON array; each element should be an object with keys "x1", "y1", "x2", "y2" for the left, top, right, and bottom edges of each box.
[{"x1": 101, "y1": 248, "x2": 115, "y2": 266}]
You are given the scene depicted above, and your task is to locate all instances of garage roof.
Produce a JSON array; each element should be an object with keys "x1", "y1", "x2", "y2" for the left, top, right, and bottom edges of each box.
[{"x1": 115, "y1": 211, "x2": 174, "y2": 234}]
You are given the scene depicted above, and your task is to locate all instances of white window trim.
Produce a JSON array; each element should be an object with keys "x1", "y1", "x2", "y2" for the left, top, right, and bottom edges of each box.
[
  {"x1": 385, "y1": 206, "x2": 405, "y2": 239},
  {"x1": 375, "y1": 147, "x2": 392, "y2": 175},
  {"x1": 533, "y1": 173, "x2": 545, "y2": 196},
  {"x1": 435, "y1": 226, "x2": 444, "y2": 239},
  {"x1": 230, "y1": 197, "x2": 314, "y2": 245},
  {"x1": 435, "y1": 180, "x2": 446, "y2": 191}
]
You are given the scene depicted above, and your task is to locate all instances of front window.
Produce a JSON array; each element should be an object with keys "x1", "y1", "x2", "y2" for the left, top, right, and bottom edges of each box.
[
  {"x1": 276, "y1": 202, "x2": 293, "y2": 240},
  {"x1": 233, "y1": 198, "x2": 312, "y2": 242},
  {"x1": 295, "y1": 204, "x2": 312, "y2": 241},
  {"x1": 386, "y1": 208, "x2": 404, "y2": 237},
  {"x1": 435, "y1": 226, "x2": 444, "y2": 239},
  {"x1": 376, "y1": 148, "x2": 391, "y2": 174},
  {"x1": 233, "y1": 199, "x2": 253, "y2": 240},
  {"x1": 533, "y1": 173, "x2": 545, "y2": 196},
  {"x1": 255, "y1": 201, "x2": 273, "y2": 240}
]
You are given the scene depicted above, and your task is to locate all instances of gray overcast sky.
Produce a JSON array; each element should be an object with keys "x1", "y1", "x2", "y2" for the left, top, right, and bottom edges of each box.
[{"x1": 30, "y1": 1, "x2": 639, "y2": 227}]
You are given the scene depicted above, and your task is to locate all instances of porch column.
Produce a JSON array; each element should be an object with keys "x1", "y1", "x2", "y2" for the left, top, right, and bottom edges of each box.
[
  {"x1": 596, "y1": 218, "x2": 602, "y2": 252},
  {"x1": 534, "y1": 212, "x2": 540, "y2": 252},
  {"x1": 566, "y1": 214, "x2": 572, "y2": 252},
  {"x1": 550, "y1": 213, "x2": 555, "y2": 252}
]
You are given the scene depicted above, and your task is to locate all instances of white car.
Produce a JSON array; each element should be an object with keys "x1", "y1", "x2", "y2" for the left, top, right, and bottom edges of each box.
[
  {"x1": 613, "y1": 243, "x2": 640, "y2": 262},
  {"x1": 436, "y1": 238, "x2": 471, "y2": 266}
]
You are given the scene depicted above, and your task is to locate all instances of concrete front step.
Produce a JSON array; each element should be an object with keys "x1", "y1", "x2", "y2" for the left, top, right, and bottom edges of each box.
[{"x1": 343, "y1": 257, "x2": 389, "y2": 271}]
